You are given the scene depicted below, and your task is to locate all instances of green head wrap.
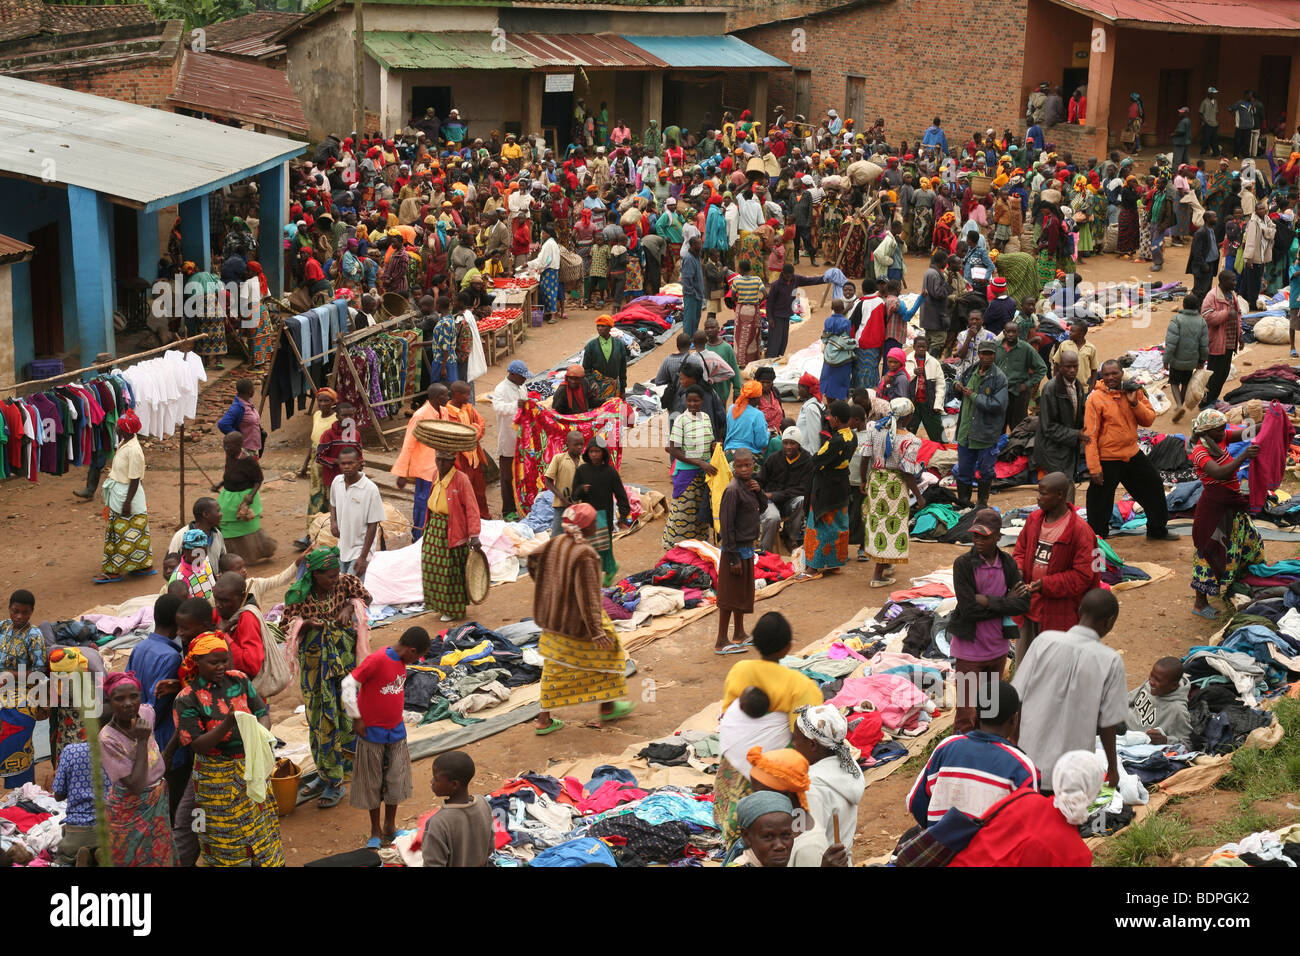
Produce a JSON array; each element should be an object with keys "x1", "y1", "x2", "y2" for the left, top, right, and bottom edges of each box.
[{"x1": 286, "y1": 547, "x2": 340, "y2": 606}]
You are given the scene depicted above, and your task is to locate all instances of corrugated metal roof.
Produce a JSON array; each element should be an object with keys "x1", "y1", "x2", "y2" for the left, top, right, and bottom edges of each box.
[
  {"x1": 167, "y1": 51, "x2": 308, "y2": 135},
  {"x1": 364, "y1": 31, "x2": 536, "y2": 71},
  {"x1": 1049, "y1": 0, "x2": 1300, "y2": 31},
  {"x1": 202, "y1": 11, "x2": 300, "y2": 59},
  {"x1": 0, "y1": 75, "x2": 302, "y2": 208},
  {"x1": 508, "y1": 33, "x2": 667, "y2": 68},
  {"x1": 620, "y1": 34, "x2": 789, "y2": 68},
  {"x1": 0, "y1": 232, "x2": 33, "y2": 264}
]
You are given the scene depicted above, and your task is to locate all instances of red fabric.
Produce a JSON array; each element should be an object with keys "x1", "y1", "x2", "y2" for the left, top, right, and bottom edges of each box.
[
  {"x1": 950, "y1": 788, "x2": 1093, "y2": 867},
  {"x1": 753, "y1": 551, "x2": 794, "y2": 582},
  {"x1": 1011, "y1": 507, "x2": 1100, "y2": 632},
  {"x1": 0, "y1": 806, "x2": 51, "y2": 831},
  {"x1": 303, "y1": 257, "x2": 325, "y2": 282},
  {"x1": 846, "y1": 710, "x2": 883, "y2": 754},
  {"x1": 351, "y1": 648, "x2": 406, "y2": 730},
  {"x1": 575, "y1": 781, "x2": 648, "y2": 813},
  {"x1": 993, "y1": 455, "x2": 1028, "y2": 478},
  {"x1": 227, "y1": 608, "x2": 266, "y2": 678},
  {"x1": 1249, "y1": 401, "x2": 1293, "y2": 510},
  {"x1": 914, "y1": 439, "x2": 954, "y2": 465},
  {"x1": 660, "y1": 546, "x2": 718, "y2": 580},
  {"x1": 887, "y1": 582, "x2": 953, "y2": 601},
  {"x1": 853, "y1": 298, "x2": 887, "y2": 349}
]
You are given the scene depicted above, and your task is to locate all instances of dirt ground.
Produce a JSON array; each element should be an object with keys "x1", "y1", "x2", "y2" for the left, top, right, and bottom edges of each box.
[{"x1": 5, "y1": 245, "x2": 1295, "y2": 863}]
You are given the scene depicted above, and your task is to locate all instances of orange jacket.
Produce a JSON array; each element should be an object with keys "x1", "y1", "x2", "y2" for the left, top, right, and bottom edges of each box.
[{"x1": 1083, "y1": 379, "x2": 1155, "y2": 473}]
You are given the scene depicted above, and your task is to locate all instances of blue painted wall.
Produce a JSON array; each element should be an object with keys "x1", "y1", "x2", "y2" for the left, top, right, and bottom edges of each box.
[{"x1": 0, "y1": 178, "x2": 77, "y2": 380}]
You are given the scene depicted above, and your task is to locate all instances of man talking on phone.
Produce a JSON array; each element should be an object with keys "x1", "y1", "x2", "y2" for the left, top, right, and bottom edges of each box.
[{"x1": 1082, "y1": 360, "x2": 1174, "y2": 542}]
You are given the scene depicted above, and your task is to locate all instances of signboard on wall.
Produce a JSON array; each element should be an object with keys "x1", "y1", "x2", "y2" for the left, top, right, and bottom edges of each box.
[{"x1": 545, "y1": 73, "x2": 574, "y2": 93}]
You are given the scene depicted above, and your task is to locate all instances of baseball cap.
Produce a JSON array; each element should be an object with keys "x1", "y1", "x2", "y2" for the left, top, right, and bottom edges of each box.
[
  {"x1": 970, "y1": 508, "x2": 1003, "y2": 537},
  {"x1": 1208, "y1": 87, "x2": 1219, "y2": 94},
  {"x1": 976, "y1": 340, "x2": 997, "y2": 353}
]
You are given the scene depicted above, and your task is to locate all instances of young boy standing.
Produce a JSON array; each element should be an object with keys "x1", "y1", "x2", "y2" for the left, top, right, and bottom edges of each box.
[
  {"x1": 422, "y1": 750, "x2": 495, "y2": 867},
  {"x1": 329, "y1": 446, "x2": 386, "y2": 578},
  {"x1": 342, "y1": 626, "x2": 432, "y2": 849}
]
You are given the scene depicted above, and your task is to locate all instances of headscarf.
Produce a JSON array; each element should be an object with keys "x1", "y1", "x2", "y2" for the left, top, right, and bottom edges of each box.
[
  {"x1": 181, "y1": 528, "x2": 208, "y2": 550},
  {"x1": 794, "y1": 704, "x2": 861, "y2": 777},
  {"x1": 102, "y1": 671, "x2": 142, "y2": 700},
  {"x1": 561, "y1": 503, "x2": 597, "y2": 539},
  {"x1": 732, "y1": 379, "x2": 762, "y2": 418},
  {"x1": 735, "y1": 791, "x2": 794, "y2": 831},
  {"x1": 1192, "y1": 408, "x2": 1228, "y2": 436},
  {"x1": 1051, "y1": 750, "x2": 1106, "y2": 825},
  {"x1": 594, "y1": 314, "x2": 615, "y2": 328},
  {"x1": 246, "y1": 261, "x2": 269, "y2": 296},
  {"x1": 799, "y1": 371, "x2": 822, "y2": 400},
  {"x1": 747, "y1": 746, "x2": 811, "y2": 809},
  {"x1": 286, "y1": 547, "x2": 340, "y2": 606},
  {"x1": 885, "y1": 347, "x2": 909, "y2": 373},
  {"x1": 116, "y1": 409, "x2": 142, "y2": 436},
  {"x1": 315, "y1": 387, "x2": 338, "y2": 404},
  {"x1": 563, "y1": 365, "x2": 589, "y2": 413},
  {"x1": 889, "y1": 397, "x2": 915, "y2": 419},
  {"x1": 178, "y1": 632, "x2": 231, "y2": 686},
  {"x1": 507, "y1": 359, "x2": 531, "y2": 377}
]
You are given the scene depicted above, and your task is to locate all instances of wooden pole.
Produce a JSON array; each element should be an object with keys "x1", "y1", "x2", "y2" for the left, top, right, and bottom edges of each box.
[
  {"x1": 178, "y1": 423, "x2": 186, "y2": 528},
  {"x1": 354, "y1": 0, "x2": 365, "y2": 138},
  {"x1": 0, "y1": 334, "x2": 207, "y2": 397}
]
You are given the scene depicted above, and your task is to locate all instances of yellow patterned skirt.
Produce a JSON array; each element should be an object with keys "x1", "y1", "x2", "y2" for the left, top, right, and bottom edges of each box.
[
  {"x1": 192, "y1": 753, "x2": 285, "y2": 867},
  {"x1": 538, "y1": 615, "x2": 627, "y2": 711}
]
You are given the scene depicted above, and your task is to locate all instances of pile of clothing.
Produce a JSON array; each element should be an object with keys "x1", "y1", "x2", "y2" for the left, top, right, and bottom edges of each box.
[
  {"x1": 400, "y1": 620, "x2": 543, "y2": 723},
  {"x1": 1208, "y1": 824, "x2": 1300, "y2": 867},
  {"x1": 0, "y1": 783, "x2": 66, "y2": 864}
]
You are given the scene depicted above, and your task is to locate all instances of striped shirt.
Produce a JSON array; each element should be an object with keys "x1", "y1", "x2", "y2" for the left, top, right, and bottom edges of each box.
[
  {"x1": 907, "y1": 730, "x2": 1039, "y2": 826},
  {"x1": 670, "y1": 410, "x2": 714, "y2": 459},
  {"x1": 731, "y1": 274, "x2": 766, "y2": 306}
]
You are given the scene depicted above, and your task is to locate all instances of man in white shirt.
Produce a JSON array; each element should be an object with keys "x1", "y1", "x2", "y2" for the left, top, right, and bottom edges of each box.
[
  {"x1": 490, "y1": 360, "x2": 530, "y2": 518},
  {"x1": 1012, "y1": 588, "x2": 1125, "y2": 791},
  {"x1": 735, "y1": 187, "x2": 763, "y2": 233},
  {"x1": 330, "y1": 446, "x2": 386, "y2": 579}
]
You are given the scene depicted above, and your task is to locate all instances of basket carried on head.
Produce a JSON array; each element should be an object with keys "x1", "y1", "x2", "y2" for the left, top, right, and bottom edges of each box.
[
  {"x1": 381, "y1": 292, "x2": 409, "y2": 319},
  {"x1": 559, "y1": 249, "x2": 583, "y2": 285},
  {"x1": 414, "y1": 420, "x2": 479, "y2": 452},
  {"x1": 970, "y1": 174, "x2": 993, "y2": 196}
]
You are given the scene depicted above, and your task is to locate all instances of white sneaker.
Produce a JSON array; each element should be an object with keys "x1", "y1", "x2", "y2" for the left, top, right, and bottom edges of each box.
[{"x1": 440, "y1": 614, "x2": 454, "y2": 622}]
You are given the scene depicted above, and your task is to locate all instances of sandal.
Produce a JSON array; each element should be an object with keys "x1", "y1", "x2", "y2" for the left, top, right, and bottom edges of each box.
[
  {"x1": 299, "y1": 777, "x2": 326, "y2": 799},
  {"x1": 1190, "y1": 606, "x2": 1220, "y2": 619},
  {"x1": 535, "y1": 717, "x2": 565, "y2": 736},
  {"x1": 793, "y1": 571, "x2": 822, "y2": 582},
  {"x1": 869, "y1": 577, "x2": 896, "y2": 588},
  {"x1": 93, "y1": 575, "x2": 124, "y2": 585},
  {"x1": 714, "y1": 644, "x2": 749, "y2": 655},
  {"x1": 600, "y1": 700, "x2": 636, "y2": 724},
  {"x1": 318, "y1": 786, "x2": 346, "y2": 808},
  {"x1": 365, "y1": 836, "x2": 383, "y2": 850}
]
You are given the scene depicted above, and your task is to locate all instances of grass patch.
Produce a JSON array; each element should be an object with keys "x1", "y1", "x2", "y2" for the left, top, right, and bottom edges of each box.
[
  {"x1": 1100, "y1": 813, "x2": 1195, "y2": 867},
  {"x1": 1209, "y1": 804, "x2": 1282, "y2": 845},
  {"x1": 1219, "y1": 697, "x2": 1300, "y2": 801},
  {"x1": 900, "y1": 727, "x2": 951, "y2": 773}
]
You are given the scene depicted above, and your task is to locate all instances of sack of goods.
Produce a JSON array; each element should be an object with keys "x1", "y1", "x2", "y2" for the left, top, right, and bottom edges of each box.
[{"x1": 414, "y1": 419, "x2": 479, "y2": 452}]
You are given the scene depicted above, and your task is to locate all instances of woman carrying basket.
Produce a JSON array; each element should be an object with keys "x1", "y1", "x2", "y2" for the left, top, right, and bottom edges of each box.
[{"x1": 416, "y1": 422, "x2": 484, "y2": 623}]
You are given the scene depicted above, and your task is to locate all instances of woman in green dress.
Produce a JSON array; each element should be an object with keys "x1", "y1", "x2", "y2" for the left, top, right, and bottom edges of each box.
[{"x1": 213, "y1": 430, "x2": 277, "y2": 564}]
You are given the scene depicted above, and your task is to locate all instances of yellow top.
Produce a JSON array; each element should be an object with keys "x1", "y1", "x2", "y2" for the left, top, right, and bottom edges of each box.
[
  {"x1": 429, "y1": 467, "x2": 456, "y2": 515},
  {"x1": 722, "y1": 659, "x2": 822, "y2": 730}
]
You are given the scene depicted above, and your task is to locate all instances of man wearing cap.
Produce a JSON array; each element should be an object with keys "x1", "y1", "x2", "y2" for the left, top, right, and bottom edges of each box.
[
  {"x1": 953, "y1": 341, "x2": 1008, "y2": 509},
  {"x1": 948, "y1": 508, "x2": 1030, "y2": 733},
  {"x1": 1083, "y1": 359, "x2": 1172, "y2": 541},
  {"x1": 1172, "y1": 107, "x2": 1192, "y2": 170},
  {"x1": 758, "y1": 425, "x2": 814, "y2": 553},
  {"x1": 995, "y1": 321, "x2": 1046, "y2": 433},
  {"x1": 490, "y1": 361, "x2": 531, "y2": 518},
  {"x1": 1199, "y1": 87, "x2": 1220, "y2": 157}
]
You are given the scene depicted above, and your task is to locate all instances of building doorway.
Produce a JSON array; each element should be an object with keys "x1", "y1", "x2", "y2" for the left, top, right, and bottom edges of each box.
[
  {"x1": 1259, "y1": 55, "x2": 1291, "y2": 131},
  {"x1": 1062, "y1": 67, "x2": 1088, "y2": 109},
  {"x1": 28, "y1": 222, "x2": 62, "y2": 356},
  {"x1": 410, "y1": 86, "x2": 451, "y2": 123},
  {"x1": 794, "y1": 69, "x2": 811, "y2": 122},
  {"x1": 845, "y1": 75, "x2": 865, "y2": 130},
  {"x1": 1157, "y1": 68, "x2": 1190, "y2": 142}
]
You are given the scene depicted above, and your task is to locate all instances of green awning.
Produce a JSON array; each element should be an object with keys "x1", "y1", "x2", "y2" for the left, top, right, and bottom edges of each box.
[{"x1": 363, "y1": 31, "x2": 535, "y2": 71}]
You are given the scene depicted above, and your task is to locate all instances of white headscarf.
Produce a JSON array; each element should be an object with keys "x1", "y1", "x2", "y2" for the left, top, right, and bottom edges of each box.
[
  {"x1": 1051, "y1": 750, "x2": 1105, "y2": 825},
  {"x1": 794, "y1": 704, "x2": 861, "y2": 777}
]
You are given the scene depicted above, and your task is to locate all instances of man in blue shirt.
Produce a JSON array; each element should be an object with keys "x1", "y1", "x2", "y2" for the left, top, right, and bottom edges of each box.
[
  {"x1": 126, "y1": 594, "x2": 187, "y2": 817},
  {"x1": 1025, "y1": 122, "x2": 1045, "y2": 153},
  {"x1": 679, "y1": 236, "x2": 706, "y2": 340},
  {"x1": 921, "y1": 116, "x2": 949, "y2": 155}
]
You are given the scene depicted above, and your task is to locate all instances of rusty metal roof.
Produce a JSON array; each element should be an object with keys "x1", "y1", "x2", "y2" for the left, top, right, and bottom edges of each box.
[
  {"x1": 508, "y1": 33, "x2": 667, "y2": 68},
  {"x1": 201, "y1": 11, "x2": 300, "y2": 59},
  {"x1": 1048, "y1": 0, "x2": 1300, "y2": 32},
  {"x1": 168, "y1": 50, "x2": 307, "y2": 134},
  {"x1": 0, "y1": 232, "x2": 33, "y2": 264}
]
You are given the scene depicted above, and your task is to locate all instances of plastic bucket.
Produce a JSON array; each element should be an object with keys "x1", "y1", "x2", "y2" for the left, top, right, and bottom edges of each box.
[
  {"x1": 531, "y1": 307, "x2": 545, "y2": 327},
  {"x1": 271, "y1": 758, "x2": 301, "y2": 817}
]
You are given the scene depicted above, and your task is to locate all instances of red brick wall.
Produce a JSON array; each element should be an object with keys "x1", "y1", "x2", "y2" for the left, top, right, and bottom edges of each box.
[
  {"x1": 738, "y1": 0, "x2": 1028, "y2": 146},
  {"x1": 720, "y1": 0, "x2": 865, "y2": 31},
  {"x1": 23, "y1": 61, "x2": 176, "y2": 111}
]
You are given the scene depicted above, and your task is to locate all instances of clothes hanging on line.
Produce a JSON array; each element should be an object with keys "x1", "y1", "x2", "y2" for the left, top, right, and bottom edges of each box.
[
  {"x1": 117, "y1": 350, "x2": 207, "y2": 440},
  {"x1": 0, "y1": 373, "x2": 133, "y2": 482}
]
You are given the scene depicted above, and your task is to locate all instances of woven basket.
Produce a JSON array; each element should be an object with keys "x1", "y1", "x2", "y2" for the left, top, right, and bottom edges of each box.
[
  {"x1": 970, "y1": 174, "x2": 993, "y2": 196},
  {"x1": 559, "y1": 250, "x2": 583, "y2": 285},
  {"x1": 414, "y1": 419, "x2": 478, "y2": 452}
]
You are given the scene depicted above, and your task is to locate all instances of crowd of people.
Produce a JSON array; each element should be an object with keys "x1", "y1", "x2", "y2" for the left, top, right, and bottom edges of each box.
[{"x1": 10, "y1": 79, "x2": 1298, "y2": 870}]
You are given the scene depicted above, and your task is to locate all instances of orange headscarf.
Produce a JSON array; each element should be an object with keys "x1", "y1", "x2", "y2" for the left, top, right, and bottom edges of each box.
[
  {"x1": 747, "y1": 746, "x2": 811, "y2": 809},
  {"x1": 177, "y1": 632, "x2": 231, "y2": 685},
  {"x1": 594, "y1": 314, "x2": 615, "y2": 328},
  {"x1": 732, "y1": 379, "x2": 762, "y2": 418}
]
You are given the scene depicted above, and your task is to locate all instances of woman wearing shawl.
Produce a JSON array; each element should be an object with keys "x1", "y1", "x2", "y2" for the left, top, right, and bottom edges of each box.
[
  {"x1": 705, "y1": 194, "x2": 730, "y2": 257},
  {"x1": 1117, "y1": 175, "x2": 1140, "y2": 256},
  {"x1": 212, "y1": 431, "x2": 277, "y2": 565},
  {"x1": 1070, "y1": 175, "x2": 1095, "y2": 258},
  {"x1": 99, "y1": 671, "x2": 178, "y2": 866},
  {"x1": 799, "y1": 400, "x2": 858, "y2": 578},
  {"x1": 909, "y1": 179, "x2": 936, "y2": 254},
  {"x1": 1189, "y1": 409, "x2": 1263, "y2": 619},
  {"x1": 723, "y1": 380, "x2": 772, "y2": 458},
  {"x1": 99, "y1": 410, "x2": 154, "y2": 583},
  {"x1": 1036, "y1": 205, "x2": 1066, "y2": 284},
  {"x1": 174, "y1": 633, "x2": 284, "y2": 865},
  {"x1": 1124, "y1": 93, "x2": 1144, "y2": 154},
  {"x1": 663, "y1": 384, "x2": 718, "y2": 549},
  {"x1": 792, "y1": 703, "x2": 865, "y2": 862},
  {"x1": 244, "y1": 262, "x2": 276, "y2": 370},
  {"x1": 932, "y1": 210, "x2": 958, "y2": 255},
  {"x1": 529, "y1": 503, "x2": 634, "y2": 736},
  {"x1": 284, "y1": 547, "x2": 372, "y2": 807},
  {"x1": 572, "y1": 436, "x2": 632, "y2": 586},
  {"x1": 862, "y1": 397, "x2": 923, "y2": 588},
  {"x1": 580, "y1": 314, "x2": 628, "y2": 402},
  {"x1": 1134, "y1": 180, "x2": 1154, "y2": 263}
]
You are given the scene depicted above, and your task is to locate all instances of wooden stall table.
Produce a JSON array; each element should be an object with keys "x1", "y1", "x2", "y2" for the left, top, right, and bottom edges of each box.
[{"x1": 492, "y1": 276, "x2": 538, "y2": 336}]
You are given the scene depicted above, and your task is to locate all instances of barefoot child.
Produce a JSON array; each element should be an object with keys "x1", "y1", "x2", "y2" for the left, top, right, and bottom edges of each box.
[{"x1": 342, "y1": 626, "x2": 432, "y2": 848}]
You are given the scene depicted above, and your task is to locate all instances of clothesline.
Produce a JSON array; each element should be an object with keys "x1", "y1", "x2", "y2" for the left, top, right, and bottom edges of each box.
[{"x1": 0, "y1": 334, "x2": 209, "y2": 398}]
